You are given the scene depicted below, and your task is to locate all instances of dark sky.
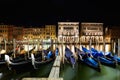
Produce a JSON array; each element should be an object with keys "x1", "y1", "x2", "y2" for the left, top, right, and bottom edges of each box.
[{"x1": 0, "y1": 0, "x2": 120, "y2": 26}]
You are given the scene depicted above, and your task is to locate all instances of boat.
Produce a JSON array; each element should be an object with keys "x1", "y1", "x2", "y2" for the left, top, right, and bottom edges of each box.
[
  {"x1": 0, "y1": 49, "x2": 14, "y2": 66},
  {"x1": 4, "y1": 47, "x2": 36, "y2": 71},
  {"x1": 82, "y1": 46, "x2": 116, "y2": 68},
  {"x1": 32, "y1": 50, "x2": 55, "y2": 69},
  {"x1": 74, "y1": 47, "x2": 100, "y2": 71},
  {"x1": 65, "y1": 46, "x2": 76, "y2": 68},
  {"x1": 22, "y1": 45, "x2": 56, "y2": 69},
  {"x1": 91, "y1": 48, "x2": 120, "y2": 65},
  {"x1": 55, "y1": 47, "x2": 59, "y2": 56},
  {"x1": 4, "y1": 54, "x2": 35, "y2": 71}
]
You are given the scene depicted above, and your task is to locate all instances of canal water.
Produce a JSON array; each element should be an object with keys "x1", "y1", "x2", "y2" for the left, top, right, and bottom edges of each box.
[{"x1": 0, "y1": 44, "x2": 120, "y2": 80}]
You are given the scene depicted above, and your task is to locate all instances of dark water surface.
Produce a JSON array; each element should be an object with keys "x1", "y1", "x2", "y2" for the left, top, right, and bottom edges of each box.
[
  {"x1": 0, "y1": 61, "x2": 54, "y2": 80},
  {"x1": 60, "y1": 63, "x2": 120, "y2": 80},
  {"x1": 0, "y1": 44, "x2": 120, "y2": 80}
]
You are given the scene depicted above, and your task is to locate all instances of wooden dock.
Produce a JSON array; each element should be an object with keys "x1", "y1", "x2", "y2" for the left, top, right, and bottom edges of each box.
[
  {"x1": 22, "y1": 56, "x2": 63, "y2": 80},
  {"x1": 48, "y1": 56, "x2": 61, "y2": 78}
]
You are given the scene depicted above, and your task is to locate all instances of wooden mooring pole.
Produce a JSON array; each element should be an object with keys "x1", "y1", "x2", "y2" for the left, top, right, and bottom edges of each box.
[{"x1": 118, "y1": 39, "x2": 120, "y2": 56}]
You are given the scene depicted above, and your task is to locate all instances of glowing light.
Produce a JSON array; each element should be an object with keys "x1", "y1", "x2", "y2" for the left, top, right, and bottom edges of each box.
[{"x1": 105, "y1": 44, "x2": 111, "y2": 52}]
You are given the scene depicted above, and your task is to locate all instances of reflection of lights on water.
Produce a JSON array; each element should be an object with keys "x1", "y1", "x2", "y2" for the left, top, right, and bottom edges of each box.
[
  {"x1": 105, "y1": 44, "x2": 110, "y2": 52},
  {"x1": 71, "y1": 46, "x2": 75, "y2": 53},
  {"x1": 23, "y1": 44, "x2": 111, "y2": 54},
  {"x1": 23, "y1": 44, "x2": 51, "y2": 51},
  {"x1": 24, "y1": 45, "x2": 34, "y2": 51}
]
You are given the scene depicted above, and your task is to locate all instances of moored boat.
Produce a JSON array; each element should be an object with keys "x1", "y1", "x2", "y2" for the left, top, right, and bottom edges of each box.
[
  {"x1": 32, "y1": 50, "x2": 55, "y2": 69},
  {"x1": 0, "y1": 49, "x2": 14, "y2": 66},
  {"x1": 4, "y1": 54, "x2": 35, "y2": 71},
  {"x1": 65, "y1": 46, "x2": 76, "y2": 68},
  {"x1": 82, "y1": 46, "x2": 116, "y2": 68},
  {"x1": 4, "y1": 47, "x2": 36, "y2": 71},
  {"x1": 91, "y1": 48, "x2": 120, "y2": 65},
  {"x1": 75, "y1": 47, "x2": 100, "y2": 71}
]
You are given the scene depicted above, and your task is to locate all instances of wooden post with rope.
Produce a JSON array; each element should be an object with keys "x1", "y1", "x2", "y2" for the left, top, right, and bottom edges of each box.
[{"x1": 103, "y1": 38, "x2": 106, "y2": 57}]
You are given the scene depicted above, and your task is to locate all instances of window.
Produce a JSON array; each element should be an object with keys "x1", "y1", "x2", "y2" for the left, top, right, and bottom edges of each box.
[
  {"x1": 76, "y1": 27, "x2": 78, "y2": 29},
  {"x1": 64, "y1": 27, "x2": 73, "y2": 29},
  {"x1": 87, "y1": 27, "x2": 98, "y2": 30},
  {"x1": 83, "y1": 27, "x2": 86, "y2": 30}
]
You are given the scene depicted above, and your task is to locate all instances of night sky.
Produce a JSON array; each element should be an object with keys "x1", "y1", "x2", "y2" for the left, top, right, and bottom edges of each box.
[{"x1": 0, "y1": 0, "x2": 120, "y2": 26}]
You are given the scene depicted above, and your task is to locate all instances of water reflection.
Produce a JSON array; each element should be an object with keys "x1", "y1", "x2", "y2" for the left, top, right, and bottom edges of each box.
[
  {"x1": 58, "y1": 44, "x2": 120, "y2": 80},
  {"x1": 0, "y1": 60, "x2": 54, "y2": 80},
  {"x1": 0, "y1": 44, "x2": 120, "y2": 80}
]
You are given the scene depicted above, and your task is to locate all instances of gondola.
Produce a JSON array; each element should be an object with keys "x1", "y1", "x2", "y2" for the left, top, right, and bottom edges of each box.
[
  {"x1": 82, "y1": 46, "x2": 116, "y2": 68},
  {"x1": 4, "y1": 47, "x2": 36, "y2": 71},
  {"x1": 74, "y1": 47, "x2": 100, "y2": 71},
  {"x1": 0, "y1": 49, "x2": 14, "y2": 66},
  {"x1": 4, "y1": 45, "x2": 55, "y2": 71},
  {"x1": 28, "y1": 45, "x2": 57, "y2": 69},
  {"x1": 4, "y1": 54, "x2": 35, "y2": 71},
  {"x1": 65, "y1": 46, "x2": 76, "y2": 68},
  {"x1": 32, "y1": 50, "x2": 55, "y2": 69},
  {"x1": 91, "y1": 48, "x2": 120, "y2": 65}
]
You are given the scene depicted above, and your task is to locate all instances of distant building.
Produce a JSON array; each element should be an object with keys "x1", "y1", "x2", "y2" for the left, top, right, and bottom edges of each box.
[
  {"x1": 0, "y1": 24, "x2": 10, "y2": 42},
  {"x1": 13, "y1": 26, "x2": 23, "y2": 40},
  {"x1": 108, "y1": 26, "x2": 120, "y2": 40},
  {"x1": 32, "y1": 27, "x2": 45, "y2": 40},
  {"x1": 23, "y1": 28, "x2": 33, "y2": 40},
  {"x1": 104, "y1": 27, "x2": 111, "y2": 43},
  {"x1": 80, "y1": 22, "x2": 103, "y2": 43},
  {"x1": 8, "y1": 25, "x2": 14, "y2": 41},
  {"x1": 58, "y1": 22, "x2": 79, "y2": 43},
  {"x1": 45, "y1": 25, "x2": 56, "y2": 40},
  {"x1": 23, "y1": 25, "x2": 56, "y2": 42}
]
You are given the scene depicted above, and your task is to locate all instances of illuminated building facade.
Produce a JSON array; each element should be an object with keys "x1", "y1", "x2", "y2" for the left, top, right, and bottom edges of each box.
[
  {"x1": 80, "y1": 22, "x2": 103, "y2": 43},
  {"x1": 13, "y1": 27, "x2": 23, "y2": 40},
  {"x1": 0, "y1": 24, "x2": 24, "y2": 43},
  {"x1": 23, "y1": 25, "x2": 56, "y2": 42},
  {"x1": 23, "y1": 28, "x2": 33, "y2": 40},
  {"x1": 45, "y1": 25, "x2": 56, "y2": 40},
  {"x1": 58, "y1": 22, "x2": 79, "y2": 43},
  {"x1": 108, "y1": 27, "x2": 120, "y2": 39},
  {"x1": 0, "y1": 24, "x2": 9, "y2": 42},
  {"x1": 32, "y1": 27, "x2": 45, "y2": 40}
]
